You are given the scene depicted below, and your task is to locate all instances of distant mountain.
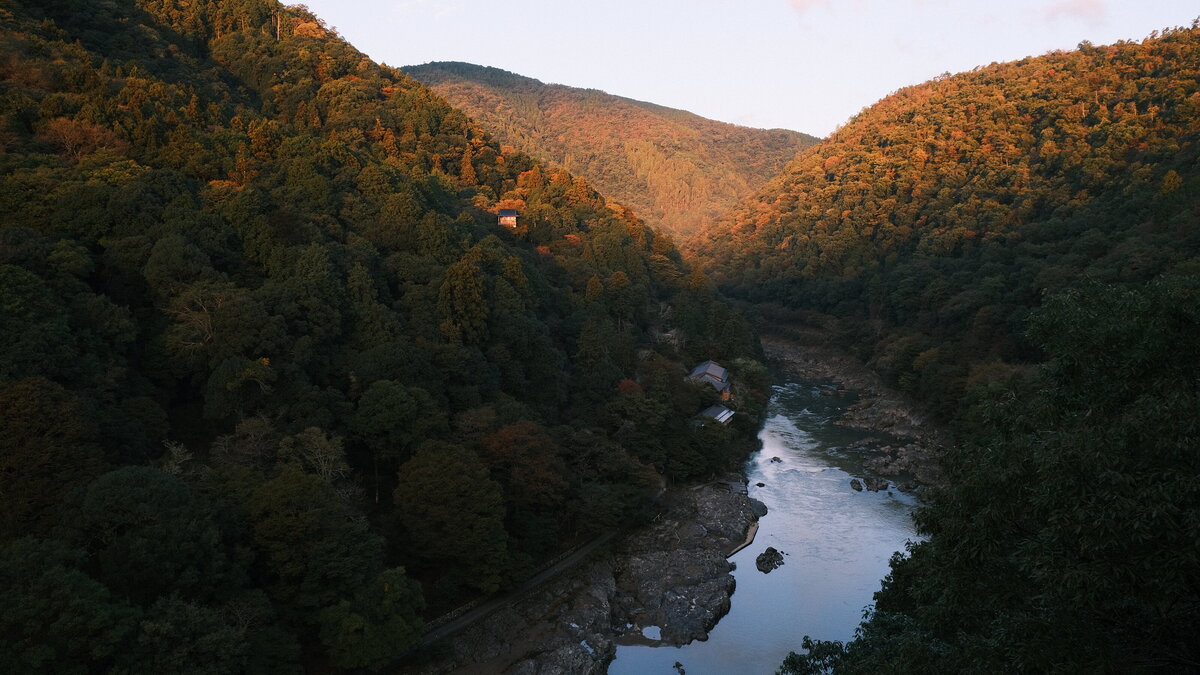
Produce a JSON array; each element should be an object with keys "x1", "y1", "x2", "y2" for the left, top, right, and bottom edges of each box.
[{"x1": 405, "y1": 61, "x2": 818, "y2": 238}]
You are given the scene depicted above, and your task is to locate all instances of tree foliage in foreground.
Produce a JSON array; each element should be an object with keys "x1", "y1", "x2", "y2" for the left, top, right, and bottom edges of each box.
[{"x1": 780, "y1": 274, "x2": 1200, "y2": 673}]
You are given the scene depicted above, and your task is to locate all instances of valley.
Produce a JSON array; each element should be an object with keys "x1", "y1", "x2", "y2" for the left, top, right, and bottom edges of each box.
[
  {"x1": 1, "y1": 1, "x2": 1198, "y2": 673},
  {"x1": 405, "y1": 62, "x2": 817, "y2": 238}
]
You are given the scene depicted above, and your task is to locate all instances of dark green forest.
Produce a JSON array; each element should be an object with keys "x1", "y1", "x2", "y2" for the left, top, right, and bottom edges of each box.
[
  {"x1": 780, "y1": 274, "x2": 1200, "y2": 673},
  {"x1": 405, "y1": 61, "x2": 817, "y2": 238},
  {"x1": 699, "y1": 27, "x2": 1200, "y2": 675},
  {"x1": 0, "y1": 0, "x2": 764, "y2": 671}
]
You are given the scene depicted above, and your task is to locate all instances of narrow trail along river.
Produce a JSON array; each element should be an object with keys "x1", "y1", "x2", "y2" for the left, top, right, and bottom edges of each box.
[{"x1": 609, "y1": 373, "x2": 920, "y2": 674}]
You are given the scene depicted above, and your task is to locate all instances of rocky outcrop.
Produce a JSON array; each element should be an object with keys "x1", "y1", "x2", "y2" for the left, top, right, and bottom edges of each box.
[
  {"x1": 863, "y1": 442, "x2": 940, "y2": 485},
  {"x1": 616, "y1": 549, "x2": 733, "y2": 644},
  {"x1": 755, "y1": 547, "x2": 785, "y2": 573},
  {"x1": 405, "y1": 476, "x2": 761, "y2": 674},
  {"x1": 612, "y1": 479, "x2": 760, "y2": 646}
]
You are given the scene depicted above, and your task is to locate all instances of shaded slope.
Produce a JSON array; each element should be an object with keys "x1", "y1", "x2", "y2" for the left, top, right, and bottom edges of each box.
[
  {"x1": 0, "y1": 0, "x2": 764, "y2": 670},
  {"x1": 405, "y1": 61, "x2": 818, "y2": 238}
]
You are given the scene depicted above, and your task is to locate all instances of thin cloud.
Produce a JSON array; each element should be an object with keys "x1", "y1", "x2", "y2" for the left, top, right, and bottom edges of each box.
[
  {"x1": 788, "y1": 0, "x2": 833, "y2": 14},
  {"x1": 391, "y1": 0, "x2": 463, "y2": 20},
  {"x1": 1042, "y1": 0, "x2": 1107, "y2": 24},
  {"x1": 790, "y1": 0, "x2": 941, "y2": 17}
]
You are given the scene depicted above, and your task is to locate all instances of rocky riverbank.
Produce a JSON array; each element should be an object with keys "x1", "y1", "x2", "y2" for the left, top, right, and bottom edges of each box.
[
  {"x1": 406, "y1": 477, "x2": 765, "y2": 674},
  {"x1": 403, "y1": 333, "x2": 938, "y2": 673},
  {"x1": 760, "y1": 333, "x2": 944, "y2": 487}
]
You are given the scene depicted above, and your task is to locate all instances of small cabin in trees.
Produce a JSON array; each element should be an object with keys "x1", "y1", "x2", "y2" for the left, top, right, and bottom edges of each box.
[
  {"x1": 689, "y1": 360, "x2": 732, "y2": 400},
  {"x1": 498, "y1": 209, "x2": 519, "y2": 228},
  {"x1": 698, "y1": 404, "x2": 735, "y2": 425}
]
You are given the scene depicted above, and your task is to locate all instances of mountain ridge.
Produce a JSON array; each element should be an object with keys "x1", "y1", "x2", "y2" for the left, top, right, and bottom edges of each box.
[
  {"x1": 690, "y1": 26, "x2": 1200, "y2": 416},
  {"x1": 405, "y1": 60, "x2": 818, "y2": 238}
]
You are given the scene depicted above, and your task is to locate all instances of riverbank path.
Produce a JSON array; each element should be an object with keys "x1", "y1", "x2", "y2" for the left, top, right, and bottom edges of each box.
[{"x1": 420, "y1": 529, "x2": 619, "y2": 646}]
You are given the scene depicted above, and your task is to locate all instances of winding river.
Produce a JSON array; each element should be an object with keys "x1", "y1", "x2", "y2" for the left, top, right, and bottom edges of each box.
[{"x1": 609, "y1": 375, "x2": 920, "y2": 674}]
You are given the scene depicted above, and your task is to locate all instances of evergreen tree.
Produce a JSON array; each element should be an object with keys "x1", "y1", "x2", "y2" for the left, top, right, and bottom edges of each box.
[{"x1": 394, "y1": 444, "x2": 509, "y2": 594}]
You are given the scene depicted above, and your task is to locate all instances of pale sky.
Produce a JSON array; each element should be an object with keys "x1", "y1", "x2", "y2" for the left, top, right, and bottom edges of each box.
[{"x1": 298, "y1": 0, "x2": 1198, "y2": 137}]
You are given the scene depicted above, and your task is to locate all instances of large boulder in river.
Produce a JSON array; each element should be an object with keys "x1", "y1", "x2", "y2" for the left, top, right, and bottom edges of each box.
[
  {"x1": 850, "y1": 478, "x2": 864, "y2": 491},
  {"x1": 864, "y1": 477, "x2": 889, "y2": 492},
  {"x1": 749, "y1": 498, "x2": 768, "y2": 518},
  {"x1": 755, "y1": 547, "x2": 785, "y2": 573}
]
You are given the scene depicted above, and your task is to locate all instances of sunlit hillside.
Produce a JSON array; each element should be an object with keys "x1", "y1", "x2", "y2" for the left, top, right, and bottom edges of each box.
[
  {"x1": 406, "y1": 61, "x2": 818, "y2": 238},
  {"x1": 693, "y1": 27, "x2": 1200, "y2": 417}
]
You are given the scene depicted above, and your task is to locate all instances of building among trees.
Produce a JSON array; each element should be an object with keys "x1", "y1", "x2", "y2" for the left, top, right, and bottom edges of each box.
[
  {"x1": 689, "y1": 360, "x2": 732, "y2": 400},
  {"x1": 698, "y1": 404, "x2": 735, "y2": 425}
]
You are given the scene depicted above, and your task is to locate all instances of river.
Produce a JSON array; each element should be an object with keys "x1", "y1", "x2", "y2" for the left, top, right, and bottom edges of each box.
[{"x1": 609, "y1": 375, "x2": 920, "y2": 674}]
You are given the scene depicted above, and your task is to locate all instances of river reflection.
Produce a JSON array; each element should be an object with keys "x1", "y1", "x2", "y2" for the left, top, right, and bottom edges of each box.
[{"x1": 609, "y1": 376, "x2": 920, "y2": 674}]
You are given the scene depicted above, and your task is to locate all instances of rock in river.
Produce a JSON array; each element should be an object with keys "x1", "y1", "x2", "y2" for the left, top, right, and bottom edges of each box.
[
  {"x1": 850, "y1": 478, "x2": 863, "y2": 492},
  {"x1": 755, "y1": 547, "x2": 785, "y2": 573}
]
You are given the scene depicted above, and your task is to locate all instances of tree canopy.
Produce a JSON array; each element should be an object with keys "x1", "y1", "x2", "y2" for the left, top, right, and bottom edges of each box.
[
  {"x1": 0, "y1": 0, "x2": 764, "y2": 669},
  {"x1": 780, "y1": 275, "x2": 1200, "y2": 673},
  {"x1": 693, "y1": 25, "x2": 1200, "y2": 419}
]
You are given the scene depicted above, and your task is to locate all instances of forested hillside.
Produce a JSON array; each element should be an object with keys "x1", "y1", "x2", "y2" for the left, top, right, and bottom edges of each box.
[
  {"x1": 693, "y1": 27, "x2": 1200, "y2": 418},
  {"x1": 405, "y1": 61, "x2": 818, "y2": 238},
  {"x1": 723, "y1": 27, "x2": 1200, "y2": 673},
  {"x1": 0, "y1": 1, "x2": 763, "y2": 671},
  {"x1": 781, "y1": 274, "x2": 1200, "y2": 673}
]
